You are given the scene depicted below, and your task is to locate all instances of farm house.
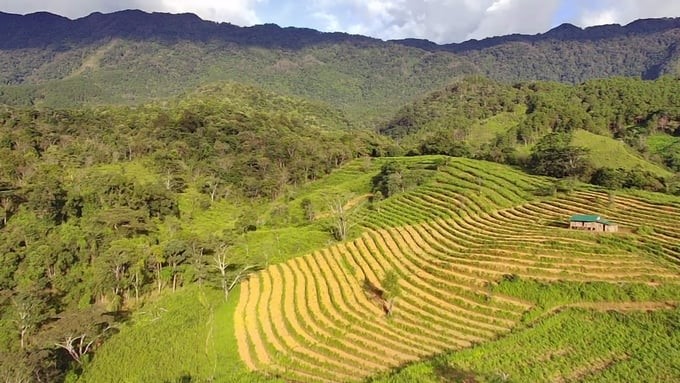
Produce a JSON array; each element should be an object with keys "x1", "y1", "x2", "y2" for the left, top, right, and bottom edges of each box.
[{"x1": 569, "y1": 214, "x2": 618, "y2": 232}]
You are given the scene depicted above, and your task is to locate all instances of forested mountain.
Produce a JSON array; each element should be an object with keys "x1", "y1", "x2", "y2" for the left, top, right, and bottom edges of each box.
[{"x1": 1, "y1": 10, "x2": 680, "y2": 122}]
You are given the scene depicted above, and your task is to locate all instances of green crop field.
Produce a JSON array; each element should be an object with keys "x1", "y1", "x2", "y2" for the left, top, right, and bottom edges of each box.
[{"x1": 371, "y1": 307, "x2": 680, "y2": 383}]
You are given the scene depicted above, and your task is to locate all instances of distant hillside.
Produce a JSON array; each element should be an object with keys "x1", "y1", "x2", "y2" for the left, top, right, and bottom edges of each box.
[
  {"x1": 398, "y1": 18, "x2": 680, "y2": 82},
  {"x1": 1, "y1": 11, "x2": 680, "y2": 122},
  {"x1": 380, "y1": 76, "x2": 680, "y2": 182}
]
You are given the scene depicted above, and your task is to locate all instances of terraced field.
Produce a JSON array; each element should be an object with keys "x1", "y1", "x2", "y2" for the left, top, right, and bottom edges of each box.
[{"x1": 234, "y1": 158, "x2": 680, "y2": 382}]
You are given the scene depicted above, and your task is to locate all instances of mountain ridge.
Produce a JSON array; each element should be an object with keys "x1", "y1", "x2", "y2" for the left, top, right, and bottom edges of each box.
[
  {"x1": 2, "y1": 10, "x2": 680, "y2": 120},
  {"x1": 0, "y1": 9, "x2": 378, "y2": 50},
  {"x1": 2, "y1": 10, "x2": 680, "y2": 51}
]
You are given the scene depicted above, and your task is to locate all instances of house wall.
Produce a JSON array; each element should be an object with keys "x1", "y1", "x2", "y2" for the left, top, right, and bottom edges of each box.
[
  {"x1": 605, "y1": 225, "x2": 619, "y2": 233},
  {"x1": 570, "y1": 221, "x2": 618, "y2": 232}
]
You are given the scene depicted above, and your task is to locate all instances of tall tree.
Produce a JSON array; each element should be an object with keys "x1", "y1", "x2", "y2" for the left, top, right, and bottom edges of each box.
[{"x1": 528, "y1": 132, "x2": 592, "y2": 179}]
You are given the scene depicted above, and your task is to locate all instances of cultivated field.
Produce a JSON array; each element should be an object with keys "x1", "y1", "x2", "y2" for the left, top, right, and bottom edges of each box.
[{"x1": 234, "y1": 158, "x2": 680, "y2": 382}]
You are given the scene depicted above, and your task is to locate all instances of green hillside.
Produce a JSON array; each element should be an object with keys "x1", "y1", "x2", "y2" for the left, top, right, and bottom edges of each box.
[
  {"x1": 572, "y1": 130, "x2": 673, "y2": 177},
  {"x1": 69, "y1": 156, "x2": 680, "y2": 382},
  {"x1": 0, "y1": 84, "x2": 387, "y2": 381},
  {"x1": 0, "y1": 40, "x2": 474, "y2": 124},
  {"x1": 2, "y1": 13, "x2": 680, "y2": 382},
  {"x1": 383, "y1": 77, "x2": 680, "y2": 187}
]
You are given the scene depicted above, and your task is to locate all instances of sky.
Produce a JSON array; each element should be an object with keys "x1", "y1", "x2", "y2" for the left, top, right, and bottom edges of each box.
[{"x1": 2, "y1": 0, "x2": 680, "y2": 44}]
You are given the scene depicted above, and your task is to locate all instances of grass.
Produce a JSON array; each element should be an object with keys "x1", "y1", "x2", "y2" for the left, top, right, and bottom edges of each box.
[
  {"x1": 493, "y1": 279, "x2": 680, "y2": 322},
  {"x1": 78, "y1": 285, "x2": 279, "y2": 383},
  {"x1": 514, "y1": 130, "x2": 674, "y2": 178},
  {"x1": 572, "y1": 130, "x2": 673, "y2": 177},
  {"x1": 646, "y1": 133, "x2": 680, "y2": 154},
  {"x1": 370, "y1": 307, "x2": 680, "y2": 383},
  {"x1": 467, "y1": 107, "x2": 525, "y2": 148}
]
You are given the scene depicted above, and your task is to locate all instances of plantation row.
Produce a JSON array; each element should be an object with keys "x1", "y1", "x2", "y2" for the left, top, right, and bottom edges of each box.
[
  {"x1": 234, "y1": 208, "x2": 677, "y2": 381},
  {"x1": 234, "y1": 231, "x2": 528, "y2": 382},
  {"x1": 360, "y1": 158, "x2": 550, "y2": 228},
  {"x1": 235, "y1": 160, "x2": 680, "y2": 382}
]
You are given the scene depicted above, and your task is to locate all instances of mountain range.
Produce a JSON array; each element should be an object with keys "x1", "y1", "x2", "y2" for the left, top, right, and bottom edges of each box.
[{"x1": 1, "y1": 10, "x2": 680, "y2": 121}]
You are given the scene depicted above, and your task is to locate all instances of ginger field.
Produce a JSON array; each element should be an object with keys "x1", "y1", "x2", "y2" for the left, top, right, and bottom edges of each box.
[{"x1": 234, "y1": 158, "x2": 680, "y2": 382}]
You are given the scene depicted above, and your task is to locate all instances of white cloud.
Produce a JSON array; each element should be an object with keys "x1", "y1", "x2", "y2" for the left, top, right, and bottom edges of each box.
[
  {"x1": 0, "y1": 0, "x2": 262, "y2": 26},
  {"x1": 160, "y1": 0, "x2": 261, "y2": 26},
  {"x1": 302, "y1": 0, "x2": 562, "y2": 43},
  {"x1": 2, "y1": 1, "x2": 680, "y2": 43},
  {"x1": 574, "y1": 0, "x2": 680, "y2": 27},
  {"x1": 579, "y1": 9, "x2": 618, "y2": 27},
  {"x1": 466, "y1": 0, "x2": 561, "y2": 40}
]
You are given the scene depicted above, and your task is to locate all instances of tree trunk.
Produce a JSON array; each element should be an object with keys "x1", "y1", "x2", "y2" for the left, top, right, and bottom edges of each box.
[
  {"x1": 20, "y1": 328, "x2": 26, "y2": 349},
  {"x1": 156, "y1": 265, "x2": 162, "y2": 293},
  {"x1": 172, "y1": 273, "x2": 177, "y2": 292},
  {"x1": 134, "y1": 272, "x2": 139, "y2": 301}
]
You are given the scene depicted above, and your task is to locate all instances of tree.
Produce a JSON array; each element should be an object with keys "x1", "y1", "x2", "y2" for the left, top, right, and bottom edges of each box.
[
  {"x1": 54, "y1": 334, "x2": 96, "y2": 366},
  {"x1": 212, "y1": 243, "x2": 260, "y2": 302},
  {"x1": 300, "y1": 198, "x2": 315, "y2": 222},
  {"x1": 40, "y1": 306, "x2": 116, "y2": 369},
  {"x1": 23, "y1": 170, "x2": 67, "y2": 224},
  {"x1": 328, "y1": 195, "x2": 354, "y2": 241},
  {"x1": 590, "y1": 167, "x2": 626, "y2": 189},
  {"x1": 528, "y1": 132, "x2": 592, "y2": 179},
  {"x1": 381, "y1": 270, "x2": 401, "y2": 316},
  {"x1": 372, "y1": 161, "x2": 404, "y2": 198},
  {"x1": 12, "y1": 290, "x2": 51, "y2": 349},
  {"x1": 0, "y1": 186, "x2": 23, "y2": 227}
]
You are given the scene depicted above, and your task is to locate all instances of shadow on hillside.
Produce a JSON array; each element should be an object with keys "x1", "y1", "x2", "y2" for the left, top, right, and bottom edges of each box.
[
  {"x1": 362, "y1": 278, "x2": 384, "y2": 299},
  {"x1": 433, "y1": 359, "x2": 479, "y2": 383},
  {"x1": 547, "y1": 220, "x2": 569, "y2": 229},
  {"x1": 363, "y1": 279, "x2": 396, "y2": 316},
  {"x1": 164, "y1": 374, "x2": 193, "y2": 383}
]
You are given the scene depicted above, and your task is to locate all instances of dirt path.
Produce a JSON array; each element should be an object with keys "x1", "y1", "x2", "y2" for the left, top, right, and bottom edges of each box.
[{"x1": 532, "y1": 301, "x2": 680, "y2": 325}]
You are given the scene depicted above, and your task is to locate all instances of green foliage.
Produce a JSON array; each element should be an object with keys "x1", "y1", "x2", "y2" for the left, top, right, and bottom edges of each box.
[
  {"x1": 371, "y1": 160, "x2": 436, "y2": 198},
  {"x1": 528, "y1": 132, "x2": 593, "y2": 179},
  {"x1": 381, "y1": 269, "x2": 401, "y2": 301},
  {"x1": 590, "y1": 167, "x2": 667, "y2": 192},
  {"x1": 383, "y1": 76, "x2": 679, "y2": 189},
  {"x1": 0, "y1": 83, "x2": 389, "y2": 380}
]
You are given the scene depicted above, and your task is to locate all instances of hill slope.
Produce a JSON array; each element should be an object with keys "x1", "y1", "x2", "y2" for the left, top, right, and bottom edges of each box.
[
  {"x1": 231, "y1": 157, "x2": 680, "y2": 382},
  {"x1": 382, "y1": 76, "x2": 680, "y2": 180}
]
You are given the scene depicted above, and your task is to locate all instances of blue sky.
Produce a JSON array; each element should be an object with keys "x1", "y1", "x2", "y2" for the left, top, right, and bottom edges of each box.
[{"x1": 2, "y1": 0, "x2": 680, "y2": 43}]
